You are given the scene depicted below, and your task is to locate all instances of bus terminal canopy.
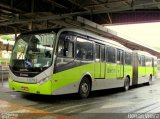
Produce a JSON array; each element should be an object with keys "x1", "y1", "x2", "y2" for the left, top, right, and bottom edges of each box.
[
  {"x1": 1, "y1": 0, "x2": 160, "y2": 34},
  {"x1": 0, "y1": 1, "x2": 160, "y2": 57}
]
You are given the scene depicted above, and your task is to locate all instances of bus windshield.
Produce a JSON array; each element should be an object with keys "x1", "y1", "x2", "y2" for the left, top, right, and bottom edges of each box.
[{"x1": 10, "y1": 32, "x2": 56, "y2": 69}]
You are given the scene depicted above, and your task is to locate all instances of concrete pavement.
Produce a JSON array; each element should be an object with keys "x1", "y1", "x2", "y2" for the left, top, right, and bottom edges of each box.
[{"x1": 1, "y1": 79, "x2": 160, "y2": 119}]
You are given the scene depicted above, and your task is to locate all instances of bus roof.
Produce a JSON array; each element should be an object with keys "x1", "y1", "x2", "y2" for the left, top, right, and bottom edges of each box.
[{"x1": 59, "y1": 28, "x2": 132, "y2": 52}]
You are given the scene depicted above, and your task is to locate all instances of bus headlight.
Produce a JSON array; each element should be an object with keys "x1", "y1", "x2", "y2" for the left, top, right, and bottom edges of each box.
[{"x1": 37, "y1": 76, "x2": 51, "y2": 85}]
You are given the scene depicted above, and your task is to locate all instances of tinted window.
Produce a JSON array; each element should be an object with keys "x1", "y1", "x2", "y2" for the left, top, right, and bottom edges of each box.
[
  {"x1": 95, "y1": 43, "x2": 105, "y2": 62},
  {"x1": 57, "y1": 33, "x2": 74, "y2": 58},
  {"x1": 117, "y1": 49, "x2": 120, "y2": 63},
  {"x1": 108, "y1": 46, "x2": 115, "y2": 63},
  {"x1": 105, "y1": 46, "x2": 108, "y2": 62},
  {"x1": 101, "y1": 45, "x2": 105, "y2": 62},
  {"x1": 154, "y1": 59, "x2": 157, "y2": 67},
  {"x1": 95, "y1": 44, "x2": 100, "y2": 60},
  {"x1": 146, "y1": 57, "x2": 152, "y2": 66},
  {"x1": 55, "y1": 33, "x2": 75, "y2": 68},
  {"x1": 76, "y1": 37, "x2": 93, "y2": 60},
  {"x1": 138, "y1": 55, "x2": 141, "y2": 65},
  {"x1": 141, "y1": 56, "x2": 145, "y2": 66},
  {"x1": 125, "y1": 52, "x2": 131, "y2": 65},
  {"x1": 117, "y1": 49, "x2": 123, "y2": 64}
]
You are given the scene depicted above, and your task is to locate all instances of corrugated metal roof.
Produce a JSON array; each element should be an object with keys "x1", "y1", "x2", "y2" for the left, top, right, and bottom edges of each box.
[{"x1": 0, "y1": 0, "x2": 160, "y2": 34}]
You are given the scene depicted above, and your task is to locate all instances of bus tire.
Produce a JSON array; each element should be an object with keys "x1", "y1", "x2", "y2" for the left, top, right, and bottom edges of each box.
[
  {"x1": 147, "y1": 75, "x2": 152, "y2": 85},
  {"x1": 124, "y1": 77, "x2": 130, "y2": 91},
  {"x1": 78, "y1": 77, "x2": 91, "y2": 98}
]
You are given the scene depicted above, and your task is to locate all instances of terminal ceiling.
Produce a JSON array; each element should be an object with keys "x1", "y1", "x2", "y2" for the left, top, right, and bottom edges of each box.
[
  {"x1": 0, "y1": 0, "x2": 160, "y2": 57},
  {"x1": 0, "y1": 0, "x2": 160, "y2": 34}
]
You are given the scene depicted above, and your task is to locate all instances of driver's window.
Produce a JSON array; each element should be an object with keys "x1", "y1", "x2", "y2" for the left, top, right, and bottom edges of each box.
[{"x1": 26, "y1": 34, "x2": 54, "y2": 67}]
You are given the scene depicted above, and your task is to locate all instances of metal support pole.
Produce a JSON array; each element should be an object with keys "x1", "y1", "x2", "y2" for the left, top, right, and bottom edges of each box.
[{"x1": 107, "y1": 13, "x2": 112, "y2": 24}]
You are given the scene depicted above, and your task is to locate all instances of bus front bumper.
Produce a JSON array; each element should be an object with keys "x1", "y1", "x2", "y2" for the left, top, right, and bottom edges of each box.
[{"x1": 8, "y1": 79, "x2": 52, "y2": 95}]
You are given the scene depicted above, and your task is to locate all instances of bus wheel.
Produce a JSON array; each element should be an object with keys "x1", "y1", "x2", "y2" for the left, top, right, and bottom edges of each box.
[
  {"x1": 78, "y1": 77, "x2": 91, "y2": 98},
  {"x1": 124, "y1": 77, "x2": 130, "y2": 91}
]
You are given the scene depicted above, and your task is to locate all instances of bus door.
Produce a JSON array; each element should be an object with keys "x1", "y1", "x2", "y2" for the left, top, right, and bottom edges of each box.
[
  {"x1": 116, "y1": 49, "x2": 124, "y2": 79},
  {"x1": 95, "y1": 43, "x2": 105, "y2": 79}
]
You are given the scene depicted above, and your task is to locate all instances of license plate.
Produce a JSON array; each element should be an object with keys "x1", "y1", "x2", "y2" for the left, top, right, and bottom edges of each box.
[{"x1": 21, "y1": 86, "x2": 29, "y2": 91}]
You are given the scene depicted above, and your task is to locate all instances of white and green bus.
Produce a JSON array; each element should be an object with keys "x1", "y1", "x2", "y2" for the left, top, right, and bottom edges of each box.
[
  {"x1": 132, "y1": 50, "x2": 158, "y2": 85},
  {"x1": 8, "y1": 28, "x2": 157, "y2": 98}
]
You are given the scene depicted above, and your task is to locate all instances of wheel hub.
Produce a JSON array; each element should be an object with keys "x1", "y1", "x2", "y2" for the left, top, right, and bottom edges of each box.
[{"x1": 81, "y1": 83, "x2": 88, "y2": 93}]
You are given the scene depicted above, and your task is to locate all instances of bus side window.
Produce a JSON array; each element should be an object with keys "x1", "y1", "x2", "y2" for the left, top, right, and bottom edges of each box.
[
  {"x1": 146, "y1": 57, "x2": 152, "y2": 66},
  {"x1": 57, "y1": 39, "x2": 74, "y2": 58},
  {"x1": 55, "y1": 32, "x2": 75, "y2": 68},
  {"x1": 138, "y1": 55, "x2": 141, "y2": 66},
  {"x1": 105, "y1": 46, "x2": 108, "y2": 62},
  {"x1": 117, "y1": 49, "x2": 123, "y2": 64},
  {"x1": 125, "y1": 52, "x2": 131, "y2": 65},
  {"x1": 108, "y1": 46, "x2": 116, "y2": 63},
  {"x1": 141, "y1": 56, "x2": 145, "y2": 66},
  {"x1": 95, "y1": 44, "x2": 100, "y2": 60},
  {"x1": 101, "y1": 45, "x2": 105, "y2": 62},
  {"x1": 76, "y1": 37, "x2": 93, "y2": 60},
  {"x1": 154, "y1": 59, "x2": 157, "y2": 67}
]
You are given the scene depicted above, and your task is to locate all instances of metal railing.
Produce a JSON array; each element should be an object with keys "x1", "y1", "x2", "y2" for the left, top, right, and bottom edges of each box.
[{"x1": 0, "y1": 58, "x2": 9, "y2": 86}]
